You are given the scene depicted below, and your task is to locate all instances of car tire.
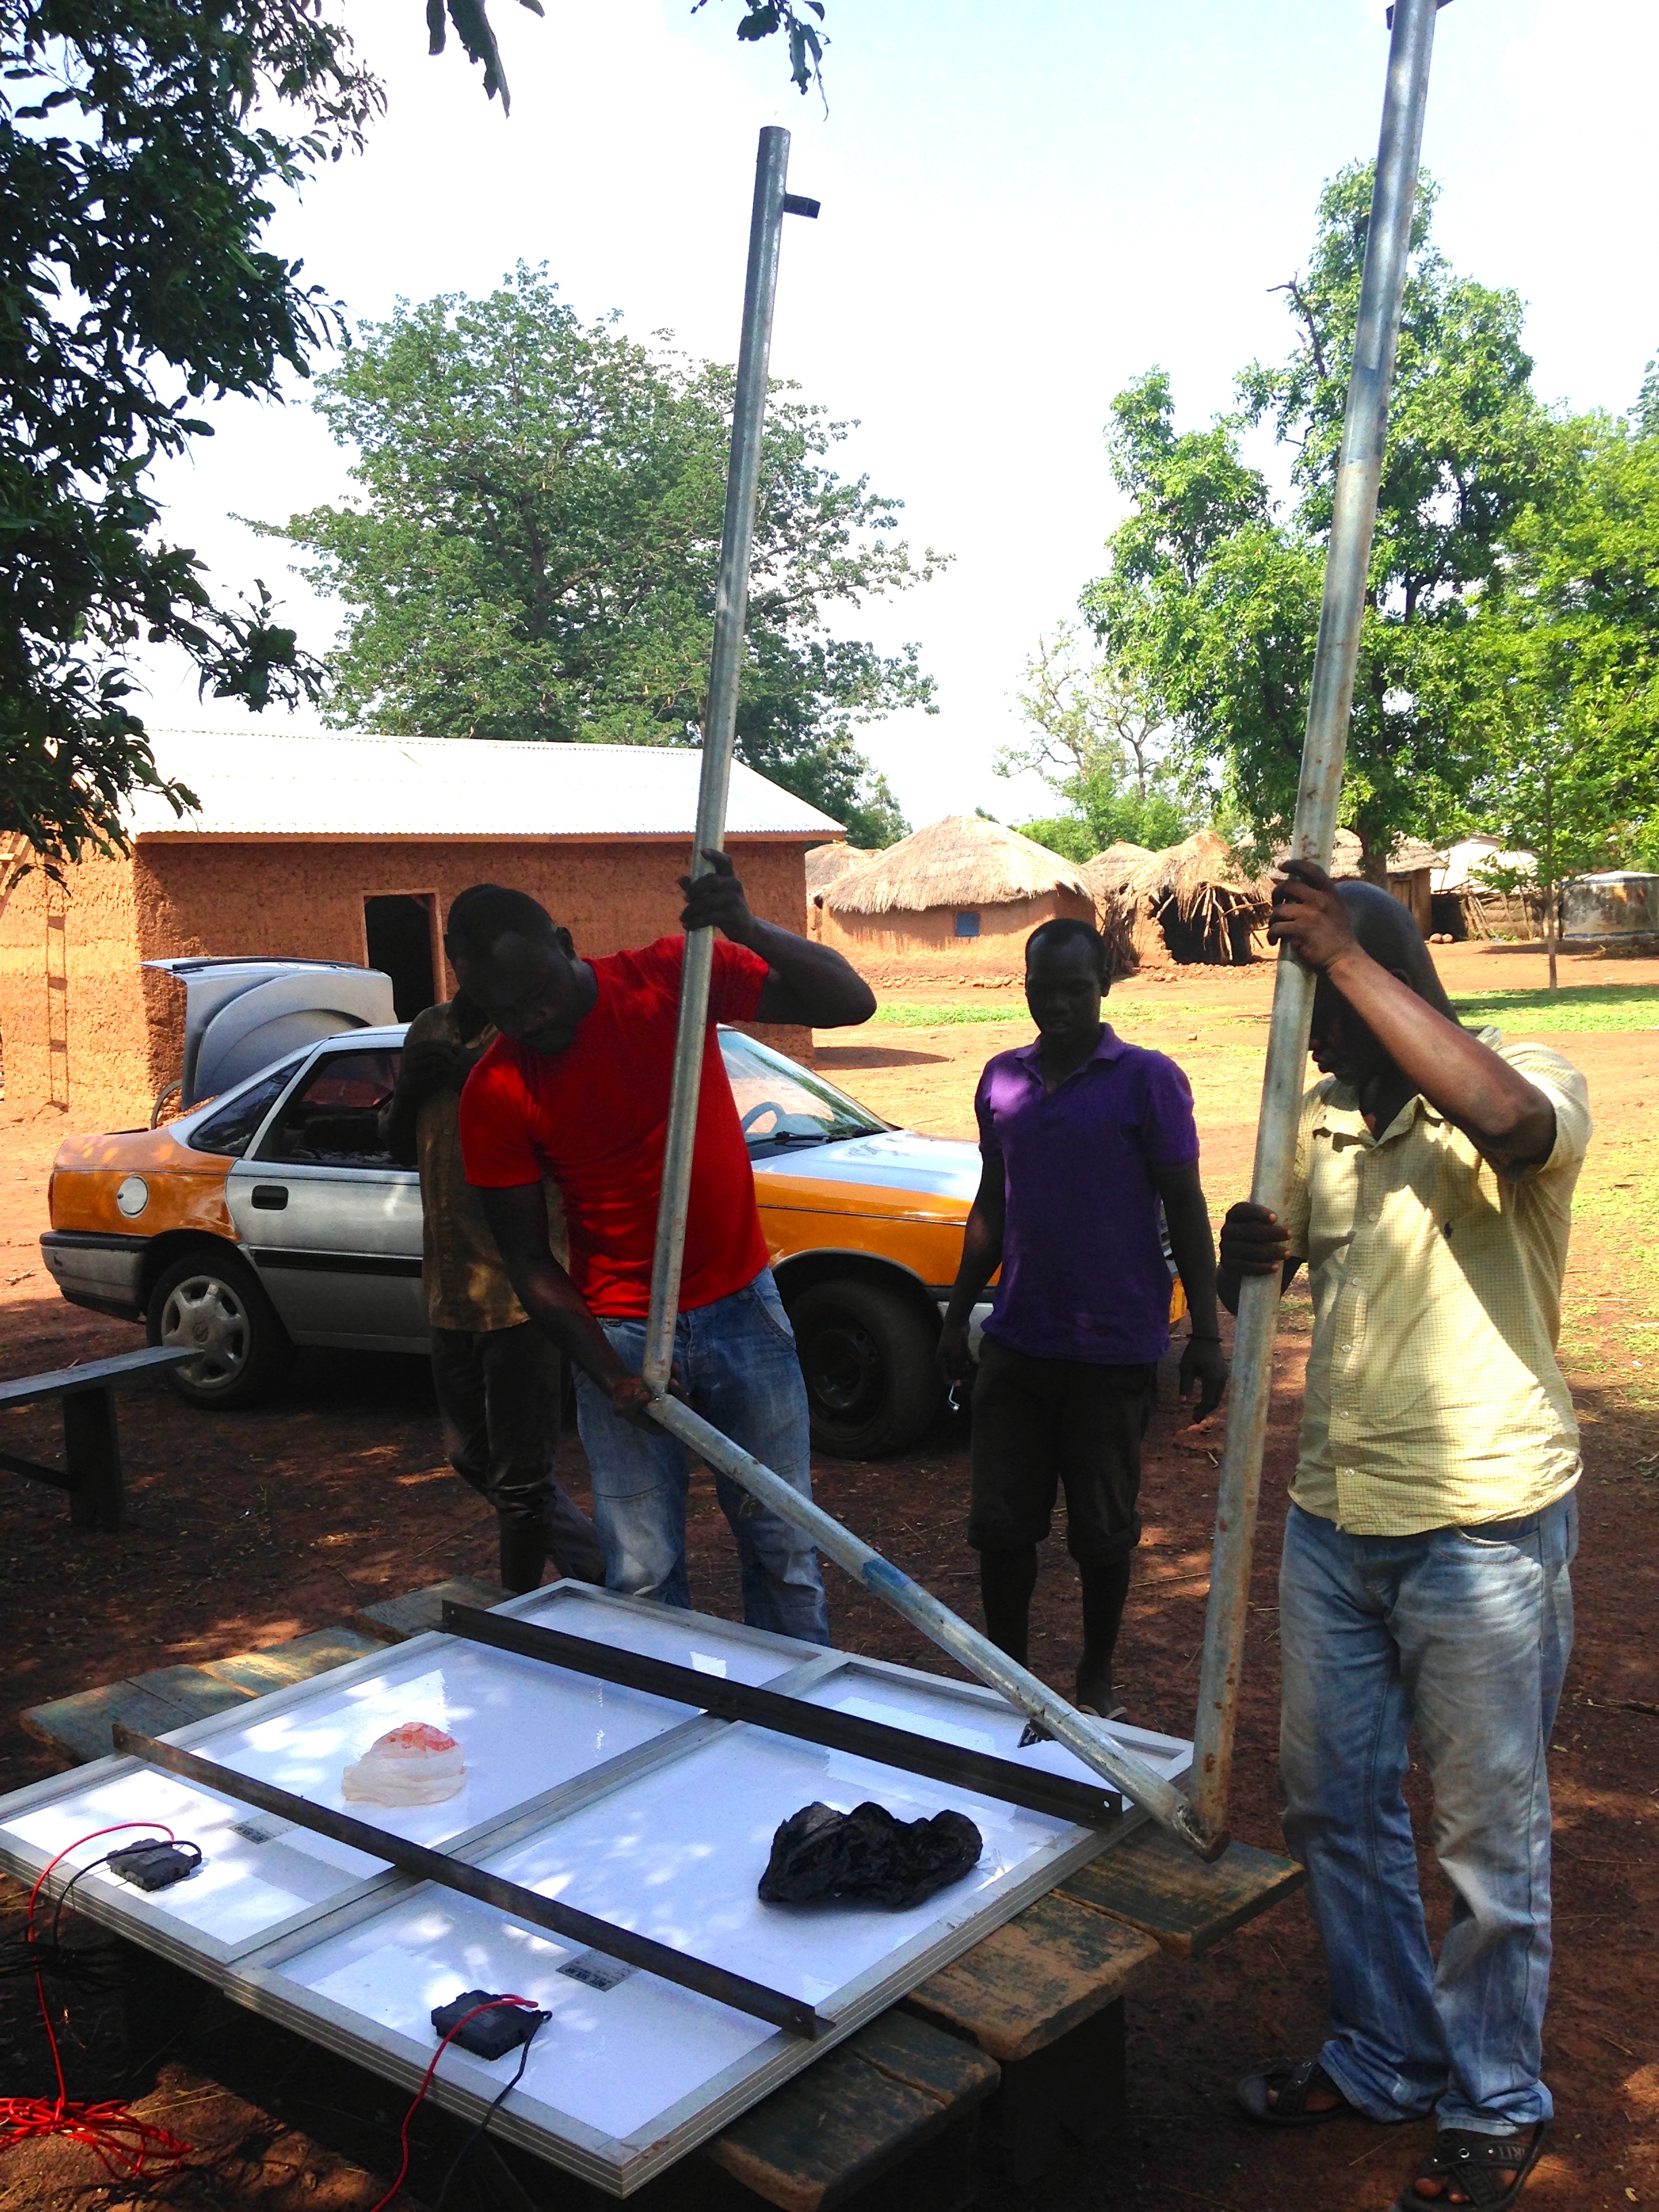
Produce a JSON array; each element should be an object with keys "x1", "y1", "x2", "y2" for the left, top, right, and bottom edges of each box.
[
  {"x1": 147, "y1": 1247, "x2": 293, "y2": 1410},
  {"x1": 788, "y1": 1278, "x2": 941, "y2": 1460}
]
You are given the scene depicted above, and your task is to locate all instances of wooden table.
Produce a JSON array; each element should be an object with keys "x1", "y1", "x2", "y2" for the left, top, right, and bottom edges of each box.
[{"x1": 21, "y1": 1578, "x2": 1305, "y2": 2209}]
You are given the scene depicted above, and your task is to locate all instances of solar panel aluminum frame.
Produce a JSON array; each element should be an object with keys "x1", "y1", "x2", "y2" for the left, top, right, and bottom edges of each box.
[
  {"x1": 0, "y1": 1595, "x2": 827, "y2": 1973},
  {"x1": 0, "y1": 1589, "x2": 1191, "y2": 2194},
  {"x1": 222, "y1": 1741, "x2": 1127, "y2": 2194},
  {"x1": 443, "y1": 1603, "x2": 1129, "y2": 1826}
]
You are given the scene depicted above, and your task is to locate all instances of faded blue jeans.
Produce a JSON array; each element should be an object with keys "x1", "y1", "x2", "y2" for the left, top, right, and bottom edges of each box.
[
  {"x1": 1279, "y1": 1492, "x2": 1577, "y2": 2135},
  {"x1": 573, "y1": 1269, "x2": 830, "y2": 1645}
]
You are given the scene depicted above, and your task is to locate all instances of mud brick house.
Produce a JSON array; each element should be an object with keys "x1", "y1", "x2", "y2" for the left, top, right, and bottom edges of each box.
[
  {"x1": 815, "y1": 815, "x2": 1096, "y2": 985},
  {"x1": 0, "y1": 729, "x2": 842, "y2": 1125}
]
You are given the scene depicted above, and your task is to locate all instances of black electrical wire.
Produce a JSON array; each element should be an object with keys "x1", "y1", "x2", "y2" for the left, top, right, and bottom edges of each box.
[
  {"x1": 0, "y1": 1839, "x2": 201, "y2": 1992},
  {"x1": 432, "y1": 2029, "x2": 537, "y2": 2212}
]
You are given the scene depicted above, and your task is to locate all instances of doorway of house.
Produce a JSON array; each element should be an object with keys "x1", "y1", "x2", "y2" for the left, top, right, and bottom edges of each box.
[{"x1": 363, "y1": 894, "x2": 437, "y2": 1022}]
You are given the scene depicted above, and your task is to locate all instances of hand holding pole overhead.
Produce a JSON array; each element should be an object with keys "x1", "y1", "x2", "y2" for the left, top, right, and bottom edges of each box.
[{"x1": 1189, "y1": 0, "x2": 1450, "y2": 1831}]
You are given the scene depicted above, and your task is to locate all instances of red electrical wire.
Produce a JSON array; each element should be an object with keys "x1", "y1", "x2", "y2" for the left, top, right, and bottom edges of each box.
[
  {"x1": 365, "y1": 1995, "x2": 539, "y2": 2212},
  {"x1": 0, "y1": 1823, "x2": 197, "y2": 2180}
]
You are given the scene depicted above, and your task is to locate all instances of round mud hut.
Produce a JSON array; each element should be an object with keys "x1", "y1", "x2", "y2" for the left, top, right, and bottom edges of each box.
[
  {"x1": 1097, "y1": 828, "x2": 1270, "y2": 971},
  {"x1": 804, "y1": 841, "x2": 880, "y2": 933},
  {"x1": 817, "y1": 815, "x2": 1096, "y2": 983}
]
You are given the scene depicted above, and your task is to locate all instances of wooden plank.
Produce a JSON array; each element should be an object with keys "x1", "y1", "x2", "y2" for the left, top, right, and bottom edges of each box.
[
  {"x1": 200, "y1": 1626, "x2": 384, "y2": 1694},
  {"x1": 706, "y1": 2009, "x2": 999, "y2": 2212},
  {"x1": 901, "y1": 1888, "x2": 1162, "y2": 2065},
  {"x1": 356, "y1": 1576, "x2": 511, "y2": 1644},
  {"x1": 22, "y1": 1671, "x2": 244, "y2": 1768},
  {"x1": 22, "y1": 1631, "x2": 384, "y2": 1769},
  {"x1": 0, "y1": 1345, "x2": 186, "y2": 1409},
  {"x1": 1059, "y1": 1822, "x2": 1305, "y2": 1957}
]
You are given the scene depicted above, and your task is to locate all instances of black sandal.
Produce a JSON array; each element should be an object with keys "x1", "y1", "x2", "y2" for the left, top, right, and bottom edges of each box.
[
  {"x1": 1235, "y1": 2056, "x2": 1356, "y2": 2127},
  {"x1": 1392, "y1": 2122, "x2": 1550, "y2": 2211}
]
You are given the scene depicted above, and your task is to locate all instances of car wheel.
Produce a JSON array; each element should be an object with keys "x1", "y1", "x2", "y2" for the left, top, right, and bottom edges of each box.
[
  {"x1": 147, "y1": 1248, "x2": 292, "y2": 1410},
  {"x1": 788, "y1": 1278, "x2": 941, "y2": 1460}
]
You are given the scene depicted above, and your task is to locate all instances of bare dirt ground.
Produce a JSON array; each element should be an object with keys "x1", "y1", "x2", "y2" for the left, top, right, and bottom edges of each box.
[{"x1": 0, "y1": 938, "x2": 1654, "y2": 2211}]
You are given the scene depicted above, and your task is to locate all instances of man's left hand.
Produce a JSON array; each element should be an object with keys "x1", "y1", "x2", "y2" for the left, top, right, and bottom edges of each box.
[
  {"x1": 680, "y1": 848, "x2": 759, "y2": 945},
  {"x1": 1178, "y1": 1334, "x2": 1229, "y2": 1419},
  {"x1": 1269, "y1": 859, "x2": 1359, "y2": 974}
]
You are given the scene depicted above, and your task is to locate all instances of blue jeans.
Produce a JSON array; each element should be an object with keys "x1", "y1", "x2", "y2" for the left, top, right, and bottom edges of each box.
[
  {"x1": 1279, "y1": 1494, "x2": 1576, "y2": 2134},
  {"x1": 573, "y1": 1269, "x2": 830, "y2": 1645}
]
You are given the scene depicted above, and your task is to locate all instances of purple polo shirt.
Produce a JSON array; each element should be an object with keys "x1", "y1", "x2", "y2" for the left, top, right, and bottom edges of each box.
[{"x1": 975, "y1": 1026, "x2": 1200, "y2": 1366}]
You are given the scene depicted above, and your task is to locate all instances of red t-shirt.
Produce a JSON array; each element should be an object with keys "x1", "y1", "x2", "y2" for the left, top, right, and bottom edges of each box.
[{"x1": 458, "y1": 936, "x2": 772, "y2": 1319}]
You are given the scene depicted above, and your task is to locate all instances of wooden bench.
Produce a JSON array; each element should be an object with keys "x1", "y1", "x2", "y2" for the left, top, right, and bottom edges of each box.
[
  {"x1": 0, "y1": 1345, "x2": 190, "y2": 1532},
  {"x1": 20, "y1": 1579, "x2": 1305, "y2": 2209}
]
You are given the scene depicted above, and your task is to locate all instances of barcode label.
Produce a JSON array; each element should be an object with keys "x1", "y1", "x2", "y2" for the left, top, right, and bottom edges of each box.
[
  {"x1": 229, "y1": 1816, "x2": 291, "y2": 1845},
  {"x1": 558, "y1": 1950, "x2": 636, "y2": 1992}
]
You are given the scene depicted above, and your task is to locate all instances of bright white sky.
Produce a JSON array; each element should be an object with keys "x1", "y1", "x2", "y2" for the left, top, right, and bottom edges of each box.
[{"x1": 139, "y1": 0, "x2": 1658, "y2": 834}]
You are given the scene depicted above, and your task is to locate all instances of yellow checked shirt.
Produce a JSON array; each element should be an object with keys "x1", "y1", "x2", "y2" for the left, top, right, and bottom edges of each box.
[{"x1": 1283, "y1": 1031, "x2": 1591, "y2": 1536}]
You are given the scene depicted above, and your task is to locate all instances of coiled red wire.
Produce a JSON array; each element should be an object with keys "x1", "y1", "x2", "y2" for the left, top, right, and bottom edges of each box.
[{"x1": 0, "y1": 1824, "x2": 197, "y2": 2179}]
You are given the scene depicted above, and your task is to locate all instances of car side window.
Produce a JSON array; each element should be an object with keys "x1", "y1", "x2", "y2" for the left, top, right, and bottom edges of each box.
[
  {"x1": 257, "y1": 1048, "x2": 405, "y2": 1168},
  {"x1": 186, "y1": 1056, "x2": 307, "y2": 1158}
]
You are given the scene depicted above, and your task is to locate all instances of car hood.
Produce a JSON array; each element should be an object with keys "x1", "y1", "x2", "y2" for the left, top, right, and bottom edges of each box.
[{"x1": 753, "y1": 1129, "x2": 980, "y2": 1218}]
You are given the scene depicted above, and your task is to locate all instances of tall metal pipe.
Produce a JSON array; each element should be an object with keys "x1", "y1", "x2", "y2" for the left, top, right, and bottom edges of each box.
[
  {"x1": 643, "y1": 126, "x2": 795, "y2": 1391},
  {"x1": 1189, "y1": 0, "x2": 1446, "y2": 1829},
  {"x1": 649, "y1": 1392, "x2": 1224, "y2": 1857}
]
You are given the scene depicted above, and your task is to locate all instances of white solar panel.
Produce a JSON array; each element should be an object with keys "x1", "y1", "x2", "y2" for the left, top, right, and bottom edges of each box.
[{"x1": 0, "y1": 1584, "x2": 1189, "y2": 2192}]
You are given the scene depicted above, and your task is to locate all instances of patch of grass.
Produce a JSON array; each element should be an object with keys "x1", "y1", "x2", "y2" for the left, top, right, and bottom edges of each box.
[
  {"x1": 873, "y1": 1002, "x2": 1028, "y2": 1027},
  {"x1": 1450, "y1": 983, "x2": 1659, "y2": 1033}
]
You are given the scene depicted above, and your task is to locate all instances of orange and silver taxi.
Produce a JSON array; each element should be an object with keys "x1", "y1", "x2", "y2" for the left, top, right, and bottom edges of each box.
[{"x1": 44, "y1": 1024, "x2": 993, "y2": 1458}]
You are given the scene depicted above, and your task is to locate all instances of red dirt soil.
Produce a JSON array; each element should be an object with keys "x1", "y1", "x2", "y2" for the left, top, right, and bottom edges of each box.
[{"x1": 0, "y1": 937, "x2": 1654, "y2": 2211}]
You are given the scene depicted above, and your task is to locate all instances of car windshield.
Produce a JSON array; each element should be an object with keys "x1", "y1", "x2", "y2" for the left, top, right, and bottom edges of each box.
[{"x1": 718, "y1": 1028, "x2": 888, "y2": 1155}]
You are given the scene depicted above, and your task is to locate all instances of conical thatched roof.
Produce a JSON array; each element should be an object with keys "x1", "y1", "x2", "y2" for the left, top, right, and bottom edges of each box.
[
  {"x1": 823, "y1": 815, "x2": 1089, "y2": 917},
  {"x1": 1125, "y1": 828, "x2": 1267, "y2": 915},
  {"x1": 1080, "y1": 842, "x2": 1151, "y2": 899},
  {"x1": 804, "y1": 842, "x2": 878, "y2": 897}
]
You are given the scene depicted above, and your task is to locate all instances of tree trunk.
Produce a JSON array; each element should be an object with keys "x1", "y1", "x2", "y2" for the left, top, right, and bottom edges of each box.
[{"x1": 1357, "y1": 831, "x2": 1389, "y2": 888}]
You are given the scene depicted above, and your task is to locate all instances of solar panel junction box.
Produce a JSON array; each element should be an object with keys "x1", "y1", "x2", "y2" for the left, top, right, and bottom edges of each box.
[
  {"x1": 431, "y1": 1990, "x2": 550, "y2": 2060},
  {"x1": 107, "y1": 1841, "x2": 199, "y2": 1892}
]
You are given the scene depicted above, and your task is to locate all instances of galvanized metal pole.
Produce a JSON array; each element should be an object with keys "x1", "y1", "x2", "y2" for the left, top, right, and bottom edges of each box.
[
  {"x1": 644, "y1": 127, "x2": 797, "y2": 1393},
  {"x1": 1189, "y1": 0, "x2": 1446, "y2": 1830},
  {"x1": 649, "y1": 1391, "x2": 1225, "y2": 1856}
]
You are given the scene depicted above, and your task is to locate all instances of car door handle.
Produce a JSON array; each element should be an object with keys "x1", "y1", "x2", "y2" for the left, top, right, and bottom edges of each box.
[{"x1": 250, "y1": 1185, "x2": 289, "y2": 1210}]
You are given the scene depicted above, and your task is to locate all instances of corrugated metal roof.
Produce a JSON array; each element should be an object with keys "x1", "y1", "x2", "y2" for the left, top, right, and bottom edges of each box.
[{"x1": 125, "y1": 729, "x2": 844, "y2": 841}]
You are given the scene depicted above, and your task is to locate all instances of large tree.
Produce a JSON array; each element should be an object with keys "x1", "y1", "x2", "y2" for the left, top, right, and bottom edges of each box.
[
  {"x1": 270, "y1": 268, "x2": 936, "y2": 844},
  {"x1": 0, "y1": 0, "x2": 386, "y2": 877},
  {"x1": 996, "y1": 621, "x2": 1191, "y2": 861},
  {"x1": 1455, "y1": 405, "x2": 1659, "y2": 980},
  {"x1": 1084, "y1": 165, "x2": 1552, "y2": 878},
  {"x1": 0, "y1": 0, "x2": 842, "y2": 885}
]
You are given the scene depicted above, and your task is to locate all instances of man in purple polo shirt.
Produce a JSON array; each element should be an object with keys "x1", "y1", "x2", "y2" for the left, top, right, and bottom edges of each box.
[{"x1": 940, "y1": 918, "x2": 1228, "y2": 1719}]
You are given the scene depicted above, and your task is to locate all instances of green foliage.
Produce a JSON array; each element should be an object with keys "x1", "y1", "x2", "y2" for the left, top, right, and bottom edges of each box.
[
  {"x1": 998, "y1": 621, "x2": 1193, "y2": 862},
  {"x1": 874, "y1": 1001, "x2": 1027, "y2": 1027},
  {"x1": 1458, "y1": 409, "x2": 1659, "y2": 888},
  {"x1": 1085, "y1": 165, "x2": 1551, "y2": 876},
  {"x1": 0, "y1": 0, "x2": 380, "y2": 875},
  {"x1": 424, "y1": 0, "x2": 546, "y2": 114},
  {"x1": 693, "y1": 0, "x2": 827, "y2": 96},
  {"x1": 270, "y1": 267, "x2": 938, "y2": 844},
  {"x1": 1448, "y1": 985, "x2": 1659, "y2": 1036}
]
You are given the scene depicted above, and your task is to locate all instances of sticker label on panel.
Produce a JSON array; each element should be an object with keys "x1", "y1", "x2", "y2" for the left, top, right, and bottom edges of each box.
[
  {"x1": 228, "y1": 1815, "x2": 294, "y2": 1845},
  {"x1": 558, "y1": 1950, "x2": 636, "y2": 1992}
]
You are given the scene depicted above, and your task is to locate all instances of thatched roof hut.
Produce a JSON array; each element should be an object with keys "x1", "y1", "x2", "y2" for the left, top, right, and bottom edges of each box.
[
  {"x1": 817, "y1": 815, "x2": 1097, "y2": 981},
  {"x1": 1098, "y1": 828, "x2": 1271, "y2": 969},
  {"x1": 804, "y1": 842, "x2": 872, "y2": 898}
]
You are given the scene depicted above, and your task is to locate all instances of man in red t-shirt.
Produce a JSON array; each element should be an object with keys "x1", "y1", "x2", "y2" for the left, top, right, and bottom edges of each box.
[{"x1": 453, "y1": 856, "x2": 874, "y2": 1641}]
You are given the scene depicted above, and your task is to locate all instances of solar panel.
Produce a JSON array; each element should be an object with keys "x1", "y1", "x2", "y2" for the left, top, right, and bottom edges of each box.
[{"x1": 0, "y1": 1584, "x2": 1189, "y2": 2192}]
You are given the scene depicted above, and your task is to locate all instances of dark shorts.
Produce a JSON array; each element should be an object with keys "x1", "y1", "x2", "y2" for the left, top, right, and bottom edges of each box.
[{"x1": 967, "y1": 1334, "x2": 1156, "y2": 1566}]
